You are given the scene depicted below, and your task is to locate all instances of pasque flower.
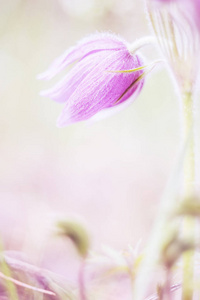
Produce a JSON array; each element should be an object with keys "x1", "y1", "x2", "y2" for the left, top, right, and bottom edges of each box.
[
  {"x1": 152, "y1": 0, "x2": 200, "y2": 32},
  {"x1": 148, "y1": 0, "x2": 200, "y2": 90},
  {"x1": 39, "y1": 33, "x2": 145, "y2": 127}
]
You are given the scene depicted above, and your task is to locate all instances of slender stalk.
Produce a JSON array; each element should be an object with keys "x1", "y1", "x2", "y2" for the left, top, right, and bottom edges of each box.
[
  {"x1": 182, "y1": 89, "x2": 195, "y2": 300},
  {"x1": 132, "y1": 139, "x2": 187, "y2": 300},
  {"x1": 164, "y1": 269, "x2": 172, "y2": 300},
  {"x1": 79, "y1": 260, "x2": 87, "y2": 300},
  {"x1": 182, "y1": 90, "x2": 195, "y2": 197}
]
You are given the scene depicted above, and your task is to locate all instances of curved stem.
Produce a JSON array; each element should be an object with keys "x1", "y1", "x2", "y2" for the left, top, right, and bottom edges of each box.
[{"x1": 128, "y1": 36, "x2": 157, "y2": 54}]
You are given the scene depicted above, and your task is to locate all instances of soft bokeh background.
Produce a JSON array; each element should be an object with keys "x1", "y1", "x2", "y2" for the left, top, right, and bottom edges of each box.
[{"x1": 0, "y1": 0, "x2": 190, "y2": 280}]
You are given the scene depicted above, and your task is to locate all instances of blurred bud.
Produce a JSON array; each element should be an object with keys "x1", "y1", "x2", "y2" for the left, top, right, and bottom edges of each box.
[
  {"x1": 161, "y1": 228, "x2": 194, "y2": 268},
  {"x1": 173, "y1": 196, "x2": 200, "y2": 218},
  {"x1": 56, "y1": 220, "x2": 90, "y2": 258}
]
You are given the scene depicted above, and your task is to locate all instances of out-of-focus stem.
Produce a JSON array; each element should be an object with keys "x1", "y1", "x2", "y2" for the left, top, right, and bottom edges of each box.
[
  {"x1": 182, "y1": 89, "x2": 195, "y2": 300},
  {"x1": 182, "y1": 90, "x2": 195, "y2": 197},
  {"x1": 79, "y1": 260, "x2": 87, "y2": 300},
  {"x1": 132, "y1": 134, "x2": 187, "y2": 300},
  {"x1": 164, "y1": 269, "x2": 172, "y2": 300}
]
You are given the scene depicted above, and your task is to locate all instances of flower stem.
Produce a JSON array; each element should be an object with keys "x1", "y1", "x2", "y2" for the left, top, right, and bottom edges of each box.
[
  {"x1": 164, "y1": 269, "x2": 172, "y2": 300},
  {"x1": 182, "y1": 89, "x2": 195, "y2": 300},
  {"x1": 182, "y1": 90, "x2": 195, "y2": 195},
  {"x1": 128, "y1": 36, "x2": 157, "y2": 54},
  {"x1": 79, "y1": 260, "x2": 87, "y2": 300}
]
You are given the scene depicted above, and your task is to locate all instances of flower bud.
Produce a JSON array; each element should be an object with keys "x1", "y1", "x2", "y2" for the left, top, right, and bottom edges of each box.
[
  {"x1": 56, "y1": 219, "x2": 90, "y2": 258},
  {"x1": 161, "y1": 228, "x2": 194, "y2": 268},
  {"x1": 173, "y1": 196, "x2": 200, "y2": 217},
  {"x1": 39, "y1": 33, "x2": 145, "y2": 127}
]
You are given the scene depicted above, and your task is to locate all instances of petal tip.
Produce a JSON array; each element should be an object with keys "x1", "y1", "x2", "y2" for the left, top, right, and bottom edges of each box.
[
  {"x1": 39, "y1": 90, "x2": 47, "y2": 97},
  {"x1": 56, "y1": 113, "x2": 72, "y2": 128},
  {"x1": 37, "y1": 72, "x2": 53, "y2": 81},
  {"x1": 36, "y1": 73, "x2": 44, "y2": 80}
]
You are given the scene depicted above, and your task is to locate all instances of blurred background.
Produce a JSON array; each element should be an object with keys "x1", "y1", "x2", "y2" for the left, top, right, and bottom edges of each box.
[{"x1": 0, "y1": 0, "x2": 184, "y2": 280}]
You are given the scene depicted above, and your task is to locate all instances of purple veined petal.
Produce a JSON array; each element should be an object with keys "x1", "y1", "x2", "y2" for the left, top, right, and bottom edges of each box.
[
  {"x1": 106, "y1": 55, "x2": 144, "y2": 107},
  {"x1": 87, "y1": 81, "x2": 144, "y2": 124},
  {"x1": 57, "y1": 70, "x2": 143, "y2": 126},
  {"x1": 38, "y1": 32, "x2": 127, "y2": 80},
  {"x1": 40, "y1": 50, "x2": 114, "y2": 103},
  {"x1": 80, "y1": 78, "x2": 144, "y2": 123},
  {"x1": 56, "y1": 51, "x2": 144, "y2": 127},
  {"x1": 38, "y1": 32, "x2": 146, "y2": 127}
]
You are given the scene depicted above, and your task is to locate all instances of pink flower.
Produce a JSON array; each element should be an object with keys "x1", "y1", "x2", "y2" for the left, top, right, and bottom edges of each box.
[
  {"x1": 152, "y1": 0, "x2": 200, "y2": 31},
  {"x1": 189, "y1": 0, "x2": 200, "y2": 31},
  {"x1": 39, "y1": 33, "x2": 144, "y2": 127}
]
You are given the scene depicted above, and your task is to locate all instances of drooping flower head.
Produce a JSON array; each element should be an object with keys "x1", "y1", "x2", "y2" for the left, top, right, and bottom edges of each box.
[{"x1": 39, "y1": 33, "x2": 145, "y2": 127}]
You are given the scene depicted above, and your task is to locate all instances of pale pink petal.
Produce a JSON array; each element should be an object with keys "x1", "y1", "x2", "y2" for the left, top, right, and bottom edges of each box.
[
  {"x1": 40, "y1": 50, "x2": 113, "y2": 103},
  {"x1": 38, "y1": 32, "x2": 127, "y2": 80}
]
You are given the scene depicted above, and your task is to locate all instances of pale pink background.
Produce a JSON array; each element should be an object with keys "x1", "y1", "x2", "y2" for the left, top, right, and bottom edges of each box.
[{"x1": 0, "y1": 0, "x2": 185, "y2": 279}]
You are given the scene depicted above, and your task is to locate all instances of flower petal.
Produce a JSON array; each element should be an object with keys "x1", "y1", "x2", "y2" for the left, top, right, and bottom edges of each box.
[
  {"x1": 38, "y1": 33, "x2": 127, "y2": 80},
  {"x1": 40, "y1": 50, "x2": 113, "y2": 103},
  {"x1": 87, "y1": 81, "x2": 144, "y2": 123},
  {"x1": 56, "y1": 52, "x2": 144, "y2": 127}
]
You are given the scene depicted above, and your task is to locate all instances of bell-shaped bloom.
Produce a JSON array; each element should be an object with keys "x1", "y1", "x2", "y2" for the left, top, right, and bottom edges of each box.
[{"x1": 39, "y1": 33, "x2": 145, "y2": 127}]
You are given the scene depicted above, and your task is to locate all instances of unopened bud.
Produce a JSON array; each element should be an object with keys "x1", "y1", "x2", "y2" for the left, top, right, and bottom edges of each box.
[
  {"x1": 173, "y1": 196, "x2": 200, "y2": 217},
  {"x1": 161, "y1": 228, "x2": 194, "y2": 268},
  {"x1": 56, "y1": 219, "x2": 90, "y2": 258}
]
